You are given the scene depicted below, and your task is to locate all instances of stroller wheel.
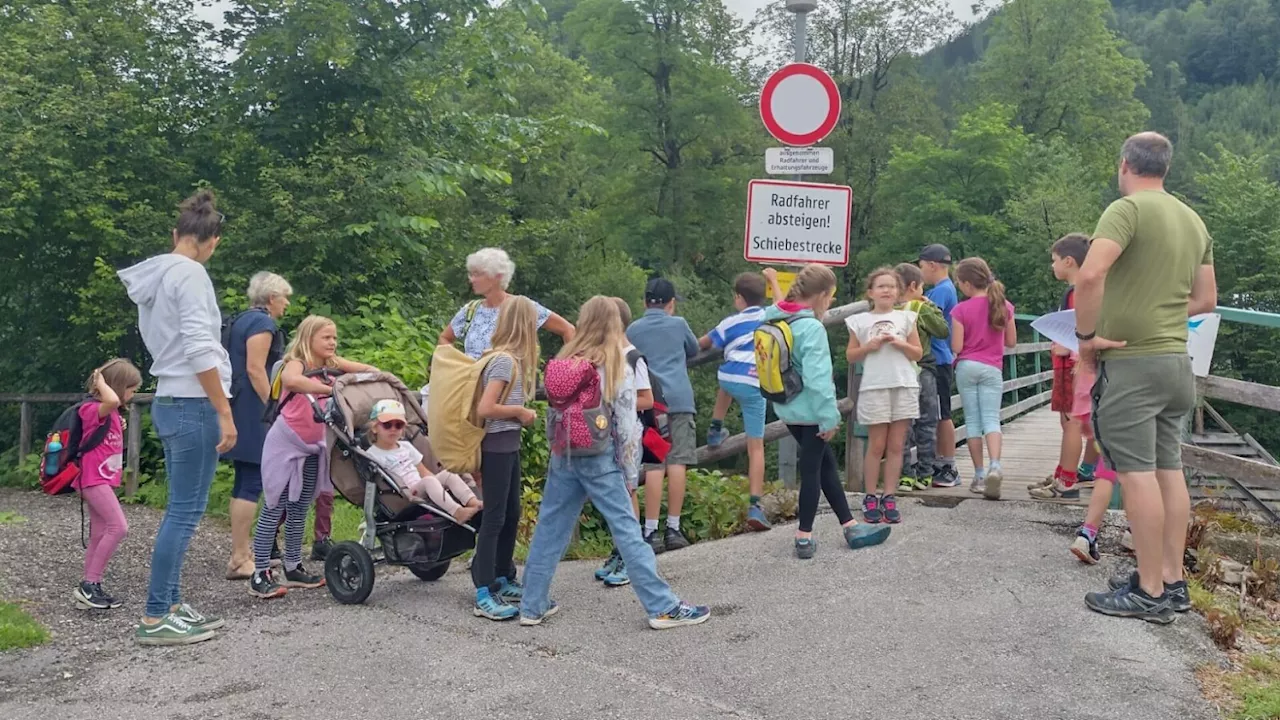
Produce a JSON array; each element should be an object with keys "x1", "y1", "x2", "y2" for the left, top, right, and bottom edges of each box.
[
  {"x1": 408, "y1": 560, "x2": 451, "y2": 582},
  {"x1": 325, "y1": 541, "x2": 375, "y2": 605}
]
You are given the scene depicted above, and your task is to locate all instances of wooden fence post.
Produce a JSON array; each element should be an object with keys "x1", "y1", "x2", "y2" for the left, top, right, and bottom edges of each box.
[
  {"x1": 18, "y1": 400, "x2": 32, "y2": 460},
  {"x1": 845, "y1": 365, "x2": 864, "y2": 492},
  {"x1": 125, "y1": 403, "x2": 142, "y2": 497}
]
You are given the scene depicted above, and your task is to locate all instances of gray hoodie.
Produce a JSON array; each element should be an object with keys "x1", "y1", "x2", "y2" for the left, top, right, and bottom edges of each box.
[{"x1": 118, "y1": 254, "x2": 231, "y2": 399}]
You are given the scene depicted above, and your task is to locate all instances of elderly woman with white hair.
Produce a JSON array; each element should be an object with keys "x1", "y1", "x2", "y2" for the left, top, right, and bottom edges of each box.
[
  {"x1": 223, "y1": 271, "x2": 291, "y2": 580},
  {"x1": 438, "y1": 247, "x2": 575, "y2": 357}
]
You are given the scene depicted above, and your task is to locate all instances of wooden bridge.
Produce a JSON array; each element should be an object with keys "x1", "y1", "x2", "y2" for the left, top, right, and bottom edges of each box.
[{"x1": 4, "y1": 305, "x2": 1280, "y2": 515}]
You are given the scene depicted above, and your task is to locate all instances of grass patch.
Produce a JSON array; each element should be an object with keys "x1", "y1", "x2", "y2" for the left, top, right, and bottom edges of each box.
[
  {"x1": 0, "y1": 602, "x2": 49, "y2": 651},
  {"x1": 0, "y1": 511, "x2": 27, "y2": 525}
]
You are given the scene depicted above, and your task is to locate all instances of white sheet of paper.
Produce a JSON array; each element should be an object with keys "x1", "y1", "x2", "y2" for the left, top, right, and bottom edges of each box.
[{"x1": 1030, "y1": 310, "x2": 1078, "y2": 352}]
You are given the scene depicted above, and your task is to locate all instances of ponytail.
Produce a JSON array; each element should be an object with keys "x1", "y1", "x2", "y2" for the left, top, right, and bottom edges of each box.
[
  {"x1": 954, "y1": 257, "x2": 1007, "y2": 330},
  {"x1": 987, "y1": 280, "x2": 1008, "y2": 330}
]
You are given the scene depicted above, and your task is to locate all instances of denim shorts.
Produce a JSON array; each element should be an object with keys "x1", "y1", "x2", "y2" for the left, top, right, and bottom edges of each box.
[{"x1": 721, "y1": 381, "x2": 767, "y2": 439}]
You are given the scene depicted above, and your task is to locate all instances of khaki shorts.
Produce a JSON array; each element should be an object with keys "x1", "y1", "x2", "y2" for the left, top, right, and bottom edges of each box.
[
  {"x1": 857, "y1": 387, "x2": 919, "y2": 425},
  {"x1": 1093, "y1": 354, "x2": 1195, "y2": 473},
  {"x1": 643, "y1": 412, "x2": 697, "y2": 471}
]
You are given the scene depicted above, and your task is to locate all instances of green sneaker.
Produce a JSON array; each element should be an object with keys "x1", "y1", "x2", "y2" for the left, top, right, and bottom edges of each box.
[
  {"x1": 912, "y1": 475, "x2": 932, "y2": 491},
  {"x1": 897, "y1": 476, "x2": 916, "y2": 494},
  {"x1": 135, "y1": 613, "x2": 216, "y2": 646},
  {"x1": 173, "y1": 603, "x2": 225, "y2": 631}
]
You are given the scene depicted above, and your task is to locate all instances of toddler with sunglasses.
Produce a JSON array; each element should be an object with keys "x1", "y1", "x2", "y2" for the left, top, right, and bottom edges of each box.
[{"x1": 365, "y1": 400, "x2": 482, "y2": 523}]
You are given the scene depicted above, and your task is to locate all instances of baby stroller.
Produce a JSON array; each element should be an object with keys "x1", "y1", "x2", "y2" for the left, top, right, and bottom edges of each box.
[{"x1": 313, "y1": 371, "x2": 478, "y2": 604}]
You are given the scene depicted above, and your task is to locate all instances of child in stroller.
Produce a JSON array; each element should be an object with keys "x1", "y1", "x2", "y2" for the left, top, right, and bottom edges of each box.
[{"x1": 365, "y1": 398, "x2": 482, "y2": 523}]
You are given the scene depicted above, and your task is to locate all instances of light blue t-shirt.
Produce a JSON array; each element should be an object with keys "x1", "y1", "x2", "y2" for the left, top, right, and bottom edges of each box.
[
  {"x1": 708, "y1": 306, "x2": 766, "y2": 388},
  {"x1": 926, "y1": 278, "x2": 958, "y2": 366},
  {"x1": 449, "y1": 299, "x2": 551, "y2": 359}
]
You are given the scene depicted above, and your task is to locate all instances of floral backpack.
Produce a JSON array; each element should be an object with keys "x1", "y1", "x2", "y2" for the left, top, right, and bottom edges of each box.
[{"x1": 543, "y1": 357, "x2": 615, "y2": 457}]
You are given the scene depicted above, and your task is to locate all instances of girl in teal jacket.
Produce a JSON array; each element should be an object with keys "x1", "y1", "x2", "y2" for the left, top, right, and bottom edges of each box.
[{"x1": 762, "y1": 266, "x2": 892, "y2": 559}]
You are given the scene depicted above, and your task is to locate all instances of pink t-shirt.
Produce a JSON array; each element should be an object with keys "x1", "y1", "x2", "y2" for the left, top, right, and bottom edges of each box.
[
  {"x1": 952, "y1": 296, "x2": 1016, "y2": 369},
  {"x1": 75, "y1": 401, "x2": 124, "y2": 490}
]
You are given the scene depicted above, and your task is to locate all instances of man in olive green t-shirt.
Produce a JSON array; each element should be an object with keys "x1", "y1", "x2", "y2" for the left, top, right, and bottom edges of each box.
[{"x1": 1074, "y1": 132, "x2": 1218, "y2": 624}]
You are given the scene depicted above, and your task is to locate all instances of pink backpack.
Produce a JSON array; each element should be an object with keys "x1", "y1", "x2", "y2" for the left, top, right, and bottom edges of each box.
[{"x1": 544, "y1": 357, "x2": 614, "y2": 457}]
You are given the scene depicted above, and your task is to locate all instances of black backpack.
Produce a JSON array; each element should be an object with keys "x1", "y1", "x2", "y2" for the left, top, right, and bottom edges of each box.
[
  {"x1": 625, "y1": 349, "x2": 670, "y2": 440},
  {"x1": 39, "y1": 399, "x2": 111, "y2": 495}
]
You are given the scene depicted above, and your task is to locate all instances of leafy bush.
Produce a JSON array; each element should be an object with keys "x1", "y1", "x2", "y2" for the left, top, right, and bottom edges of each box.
[
  {"x1": 331, "y1": 293, "x2": 442, "y2": 390},
  {"x1": 0, "y1": 448, "x2": 40, "y2": 490}
]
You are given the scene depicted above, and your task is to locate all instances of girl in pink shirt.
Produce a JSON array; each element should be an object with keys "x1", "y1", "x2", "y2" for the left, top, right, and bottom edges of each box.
[
  {"x1": 74, "y1": 359, "x2": 142, "y2": 611},
  {"x1": 951, "y1": 258, "x2": 1016, "y2": 500}
]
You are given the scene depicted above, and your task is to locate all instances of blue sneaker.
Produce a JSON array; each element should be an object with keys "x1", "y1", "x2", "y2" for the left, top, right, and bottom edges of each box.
[
  {"x1": 474, "y1": 587, "x2": 518, "y2": 621},
  {"x1": 594, "y1": 550, "x2": 621, "y2": 581},
  {"x1": 519, "y1": 601, "x2": 559, "y2": 626},
  {"x1": 795, "y1": 537, "x2": 816, "y2": 559},
  {"x1": 707, "y1": 426, "x2": 728, "y2": 448},
  {"x1": 496, "y1": 577, "x2": 524, "y2": 603},
  {"x1": 746, "y1": 504, "x2": 772, "y2": 532},
  {"x1": 602, "y1": 559, "x2": 630, "y2": 587},
  {"x1": 844, "y1": 522, "x2": 891, "y2": 549},
  {"x1": 648, "y1": 602, "x2": 712, "y2": 630}
]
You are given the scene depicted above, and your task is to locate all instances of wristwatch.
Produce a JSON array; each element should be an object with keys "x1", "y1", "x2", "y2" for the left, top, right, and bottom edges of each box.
[{"x1": 1075, "y1": 330, "x2": 1096, "y2": 341}]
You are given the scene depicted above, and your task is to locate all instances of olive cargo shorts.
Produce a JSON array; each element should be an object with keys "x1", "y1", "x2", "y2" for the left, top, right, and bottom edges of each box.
[{"x1": 1092, "y1": 354, "x2": 1195, "y2": 473}]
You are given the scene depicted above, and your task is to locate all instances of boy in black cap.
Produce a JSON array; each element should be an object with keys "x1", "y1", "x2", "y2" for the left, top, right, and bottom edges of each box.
[
  {"x1": 626, "y1": 277, "x2": 699, "y2": 552},
  {"x1": 917, "y1": 244, "x2": 961, "y2": 487}
]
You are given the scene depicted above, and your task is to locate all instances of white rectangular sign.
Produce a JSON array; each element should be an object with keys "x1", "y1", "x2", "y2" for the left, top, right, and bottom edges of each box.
[
  {"x1": 766, "y1": 147, "x2": 834, "y2": 175},
  {"x1": 1031, "y1": 310, "x2": 1221, "y2": 378},
  {"x1": 744, "y1": 179, "x2": 852, "y2": 267}
]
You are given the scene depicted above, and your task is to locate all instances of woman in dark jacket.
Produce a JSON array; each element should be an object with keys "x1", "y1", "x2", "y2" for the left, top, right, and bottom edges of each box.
[{"x1": 224, "y1": 271, "x2": 291, "y2": 579}]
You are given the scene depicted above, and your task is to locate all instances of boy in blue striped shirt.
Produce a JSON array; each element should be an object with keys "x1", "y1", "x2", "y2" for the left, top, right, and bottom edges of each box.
[{"x1": 699, "y1": 272, "x2": 772, "y2": 531}]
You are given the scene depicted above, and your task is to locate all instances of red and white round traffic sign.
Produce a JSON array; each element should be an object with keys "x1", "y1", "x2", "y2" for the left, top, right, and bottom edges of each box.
[{"x1": 759, "y1": 63, "x2": 841, "y2": 147}]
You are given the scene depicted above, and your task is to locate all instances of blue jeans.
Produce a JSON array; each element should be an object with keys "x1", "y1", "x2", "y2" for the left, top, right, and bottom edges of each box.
[
  {"x1": 721, "y1": 380, "x2": 767, "y2": 438},
  {"x1": 145, "y1": 397, "x2": 220, "y2": 617},
  {"x1": 521, "y1": 450, "x2": 681, "y2": 619},
  {"x1": 956, "y1": 360, "x2": 1003, "y2": 439}
]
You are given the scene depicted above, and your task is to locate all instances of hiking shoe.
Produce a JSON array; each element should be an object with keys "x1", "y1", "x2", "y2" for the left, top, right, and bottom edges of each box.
[
  {"x1": 912, "y1": 475, "x2": 933, "y2": 491},
  {"x1": 707, "y1": 426, "x2": 729, "y2": 448},
  {"x1": 1108, "y1": 571, "x2": 1191, "y2": 613},
  {"x1": 1121, "y1": 528, "x2": 1134, "y2": 552},
  {"x1": 474, "y1": 587, "x2": 518, "y2": 621},
  {"x1": 602, "y1": 560, "x2": 631, "y2": 587},
  {"x1": 496, "y1": 577, "x2": 524, "y2": 603},
  {"x1": 309, "y1": 538, "x2": 333, "y2": 562},
  {"x1": 861, "y1": 495, "x2": 882, "y2": 524},
  {"x1": 664, "y1": 527, "x2": 691, "y2": 551},
  {"x1": 73, "y1": 582, "x2": 121, "y2": 610},
  {"x1": 649, "y1": 602, "x2": 711, "y2": 630},
  {"x1": 881, "y1": 495, "x2": 902, "y2": 524},
  {"x1": 284, "y1": 564, "x2": 325, "y2": 589},
  {"x1": 1029, "y1": 480, "x2": 1080, "y2": 500},
  {"x1": 897, "y1": 476, "x2": 916, "y2": 494},
  {"x1": 1076, "y1": 467, "x2": 1097, "y2": 488},
  {"x1": 1032, "y1": 474, "x2": 1055, "y2": 490},
  {"x1": 645, "y1": 529, "x2": 666, "y2": 555},
  {"x1": 594, "y1": 550, "x2": 621, "y2": 581},
  {"x1": 249, "y1": 570, "x2": 288, "y2": 599},
  {"x1": 1070, "y1": 530, "x2": 1100, "y2": 565},
  {"x1": 1084, "y1": 584, "x2": 1175, "y2": 624},
  {"x1": 173, "y1": 602, "x2": 224, "y2": 631},
  {"x1": 932, "y1": 465, "x2": 961, "y2": 488},
  {"x1": 135, "y1": 613, "x2": 216, "y2": 646},
  {"x1": 844, "y1": 523, "x2": 891, "y2": 549},
  {"x1": 984, "y1": 466, "x2": 1003, "y2": 500},
  {"x1": 795, "y1": 537, "x2": 817, "y2": 559},
  {"x1": 969, "y1": 475, "x2": 986, "y2": 494},
  {"x1": 519, "y1": 601, "x2": 559, "y2": 626},
  {"x1": 746, "y1": 504, "x2": 772, "y2": 532}
]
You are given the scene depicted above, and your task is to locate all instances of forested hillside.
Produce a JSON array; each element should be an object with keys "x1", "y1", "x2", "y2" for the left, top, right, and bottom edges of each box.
[{"x1": 3, "y1": 0, "x2": 1279, "y2": 453}]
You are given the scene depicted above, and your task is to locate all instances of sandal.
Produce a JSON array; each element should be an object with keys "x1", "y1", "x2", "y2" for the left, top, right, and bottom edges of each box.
[{"x1": 225, "y1": 561, "x2": 254, "y2": 581}]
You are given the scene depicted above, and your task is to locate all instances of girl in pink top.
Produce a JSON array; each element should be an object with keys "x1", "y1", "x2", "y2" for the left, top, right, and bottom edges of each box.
[
  {"x1": 73, "y1": 359, "x2": 142, "y2": 611},
  {"x1": 950, "y1": 258, "x2": 1016, "y2": 500}
]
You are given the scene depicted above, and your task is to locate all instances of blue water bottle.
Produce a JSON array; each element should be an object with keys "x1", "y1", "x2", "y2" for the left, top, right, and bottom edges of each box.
[{"x1": 44, "y1": 432, "x2": 64, "y2": 475}]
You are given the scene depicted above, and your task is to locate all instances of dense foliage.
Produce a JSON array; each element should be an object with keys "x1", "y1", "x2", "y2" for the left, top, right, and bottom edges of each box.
[{"x1": 4, "y1": 0, "x2": 1280, "y2": 463}]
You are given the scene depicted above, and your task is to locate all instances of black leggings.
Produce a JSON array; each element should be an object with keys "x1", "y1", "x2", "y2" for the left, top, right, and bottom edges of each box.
[
  {"x1": 472, "y1": 449, "x2": 521, "y2": 591},
  {"x1": 788, "y1": 424, "x2": 854, "y2": 532}
]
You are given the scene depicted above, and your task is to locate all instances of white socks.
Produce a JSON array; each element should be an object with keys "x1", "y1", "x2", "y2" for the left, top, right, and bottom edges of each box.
[
  {"x1": 645, "y1": 518, "x2": 659, "y2": 533},
  {"x1": 667, "y1": 515, "x2": 681, "y2": 532}
]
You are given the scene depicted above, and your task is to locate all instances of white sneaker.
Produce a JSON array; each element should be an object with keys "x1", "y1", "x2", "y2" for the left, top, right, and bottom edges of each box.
[{"x1": 969, "y1": 475, "x2": 986, "y2": 494}]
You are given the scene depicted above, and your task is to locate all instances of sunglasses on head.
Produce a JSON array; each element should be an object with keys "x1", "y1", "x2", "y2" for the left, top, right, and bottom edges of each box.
[{"x1": 379, "y1": 420, "x2": 406, "y2": 431}]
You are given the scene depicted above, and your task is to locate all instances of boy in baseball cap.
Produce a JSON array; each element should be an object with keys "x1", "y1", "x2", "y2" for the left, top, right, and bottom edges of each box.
[{"x1": 917, "y1": 244, "x2": 960, "y2": 486}]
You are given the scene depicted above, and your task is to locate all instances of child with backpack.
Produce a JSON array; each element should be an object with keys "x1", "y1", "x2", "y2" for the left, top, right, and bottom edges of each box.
[
  {"x1": 757, "y1": 264, "x2": 892, "y2": 558},
  {"x1": 471, "y1": 296, "x2": 540, "y2": 621},
  {"x1": 249, "y1": 315, "x2": 376, "y2": 599},
  {"x1": 893, "y1": 263, "x2": 950, "y2": 494},
  {"x1": 846, "y1": 268, "x2": 924, "y2": 525},
  {"x1": 699, "y1": 271, "x2": 772, "y2": 531},
  {"x1": 365, "y1": 399, "x2": 483, "y2": 523},
  {"x1": 626, "y1": 277, "x2": 699, "y2": 553},
  {"x1": 519, "y1": 296, "x2": 710, "y2": 630},
  {"x1": 592, "y1": 297, "x2": 656, "y2": 588},
  {"x1": 950, "y1": 257, "x2": 1016, "y2": 500},
  {"x1": 70, "y1": 359, "x2": 142, "y2": 610}
]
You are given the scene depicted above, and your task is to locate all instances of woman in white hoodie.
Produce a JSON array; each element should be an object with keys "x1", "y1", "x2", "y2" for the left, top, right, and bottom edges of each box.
[{"x1": 118, "y1": 190, "x2": 236, "y2": 646}]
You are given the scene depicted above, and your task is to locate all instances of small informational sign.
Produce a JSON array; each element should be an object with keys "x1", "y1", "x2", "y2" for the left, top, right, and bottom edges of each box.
[
  {"x1": 764, "y1": 270, "x2": 835, "y2": 299},
  {"x1": 765, "y1": 147, "x2": 834, "y2": 175},
  {"x1": 744, "y1": 179, "x2": 852, "y2": 267}
]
